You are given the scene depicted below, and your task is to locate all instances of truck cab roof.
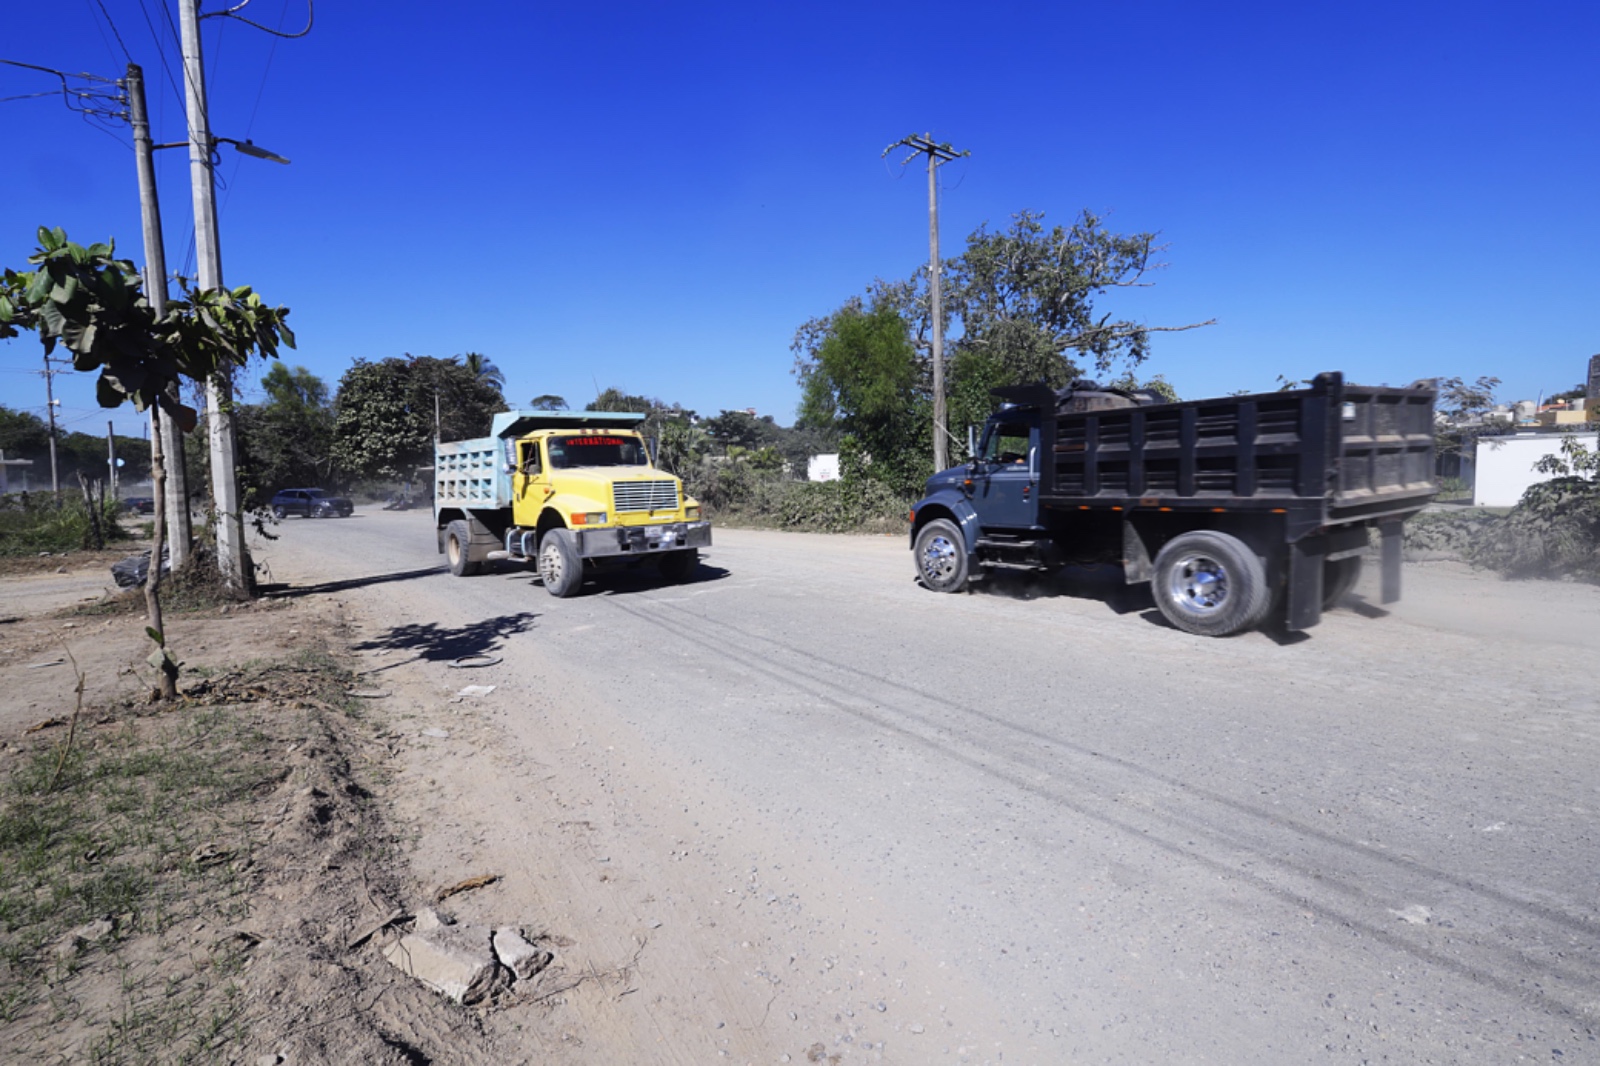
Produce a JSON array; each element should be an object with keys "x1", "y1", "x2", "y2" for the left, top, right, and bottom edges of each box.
[{"x1": 490, "y1": 410, "x2": 647, "y2": 440}]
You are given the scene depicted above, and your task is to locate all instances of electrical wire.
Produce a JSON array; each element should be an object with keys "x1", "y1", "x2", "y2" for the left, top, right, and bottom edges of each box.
[
  {"x1": 93, "y1": 0, "x2": 136, "y2": 62},
  {"x1": 83, "y1": 0, "x2": 132, "y2": 66},
  {"x1": 221, "y1": 0, "x2": 290, "y2": 220},
  {"x1": 134, "y1": 0, "x2": 187, "y2": 114},
  {"x1": 207, "y1": 0, "x2": 314, "y2": 39}
]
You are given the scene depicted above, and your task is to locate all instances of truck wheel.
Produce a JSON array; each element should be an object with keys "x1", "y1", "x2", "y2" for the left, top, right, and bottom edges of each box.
[
  {"x1": 914, "y1": 519, "x2": 968, "y2": 593},
  {"x1": 658, "y1": 549, "x2": 698, "y2": 583},
  {"x1": 1152, "y1": 531, "x2": 1271, "y2": 637},
  {"x1": 445, "y1": 520, "x2": 480, "y2": 577},
  {"x1": 538, "y1": 528, "x2": 582, "y2": 597},
  {"x1": 1323, "y1": 556, "x2": 1362, "y2": 609}
]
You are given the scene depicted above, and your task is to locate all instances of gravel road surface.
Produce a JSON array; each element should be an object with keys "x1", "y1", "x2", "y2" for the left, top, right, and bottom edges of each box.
[{"x1": 254, "y1": 511, "x2": 1599, "y2": 1064}]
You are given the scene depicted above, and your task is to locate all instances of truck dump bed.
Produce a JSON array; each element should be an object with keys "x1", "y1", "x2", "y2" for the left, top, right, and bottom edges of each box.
[{"x1": 1040, "y1": 372, "x2": 1436, "y2": 539}]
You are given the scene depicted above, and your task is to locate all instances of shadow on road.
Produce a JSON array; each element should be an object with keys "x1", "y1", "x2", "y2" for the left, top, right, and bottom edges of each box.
[
  {"x1": 596, "y1": 560, "x2": 731, "y2": 596},
  {"x1": 259, "y1": 565, "x2": 445, "y2": 598},
  {"x1": 498, "y1": 558, "x2": 732, "y2": 596},
  {"x1": 352, "y1": 612, "x2": 539, "y2": 671},
  {"x1": 970, "y1": 564, "x2": 1155, "y2": 616}
]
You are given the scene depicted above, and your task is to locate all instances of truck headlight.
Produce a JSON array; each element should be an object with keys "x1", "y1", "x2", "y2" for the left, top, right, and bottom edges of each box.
[
  {"x1": 685, "y1": 505, "x2": 700, "y2": 520},
  {"x1": 572, "y1": 512, "x2": 608, "y2": 526}
]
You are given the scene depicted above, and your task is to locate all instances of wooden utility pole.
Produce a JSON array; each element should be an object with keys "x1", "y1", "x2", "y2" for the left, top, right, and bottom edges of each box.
[
  {"x1": 126, "y1": 62, "x2": 193, "y2": 566},
  {"x1": 885, "y1": 133, "x2": 969, "y2": 472}
]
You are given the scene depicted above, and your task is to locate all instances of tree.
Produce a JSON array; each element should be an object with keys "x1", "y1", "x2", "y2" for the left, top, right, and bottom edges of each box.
[
  {"x1": 947, "y1": 210, "x2": 1210, "y2": 377},
  {"x1": 236, "y1": 364, "x2": 336, "y2": 497},
  {"x1": 794, "y1": 208, "x2": 1209, "y2": 477},
  {"x1": 796, "y1": 302, "x2": 929, "y2": 495},
  {"x1": 1, "y1": 226, "x2": 292, "y2": 697},
  {"x1": 704, "y1": 410, "x2": 780, "y2": 453},
  {"x1": 332, "y1": 355, "x2": 507, "y2": 482},
  {"x1": 1109, "y1": 372, "x2": 1180, "y2": 403},
  {"x1": 591, "y1": 386, "x2": 695, "y2": 441},
  {"x1": 0, "y1": 406, "x2": 51, "y2": 460},
  {"x1": 1438, "y1": 375, "x2": 1501, "y2": 423},
  {"x1": 462, "y1": 352, "x2": 505, "y2": 390},
  {"x1": 530, "y1": 393, "x2": 568, "y2": 411}
]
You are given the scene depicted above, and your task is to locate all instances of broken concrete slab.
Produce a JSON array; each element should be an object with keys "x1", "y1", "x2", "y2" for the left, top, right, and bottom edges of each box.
[
  {"x1": 492, "y1": 928, "x2": 553, "y2": 981},
  {"x1": 381, "y1": 922, "x2": 497, "y2": 1004}
]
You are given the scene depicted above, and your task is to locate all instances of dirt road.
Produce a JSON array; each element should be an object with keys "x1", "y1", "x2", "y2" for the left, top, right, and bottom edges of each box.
[{"x1": 252, "y1": 512, "x2": 1599, "y2": 1064}]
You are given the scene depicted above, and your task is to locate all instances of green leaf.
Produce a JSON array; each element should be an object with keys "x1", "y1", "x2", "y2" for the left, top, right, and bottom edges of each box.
[
  {"x1": 145, "y1": 626, "x2": 165, "y2": 646},
  {"x1": 37, "y1": 226, "x2": 63, "y2": 252},
  {"x1": 97, "y1": 375, "x2": 127, "y2": 407}
]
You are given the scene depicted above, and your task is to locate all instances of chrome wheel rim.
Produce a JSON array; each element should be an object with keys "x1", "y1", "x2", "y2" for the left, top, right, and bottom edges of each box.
[
  {"x1": 539, "y1": 542, "x2": 565, "y2": 588},
  {"x1": 920, "y1": 533, "x2": 959, "y2": 585},
  {"x1": 1166, "y1": 553, "x2": 1228, "y2": 616}
]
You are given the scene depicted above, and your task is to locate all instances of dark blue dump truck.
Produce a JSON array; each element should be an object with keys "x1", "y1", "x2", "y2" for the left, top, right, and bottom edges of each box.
[{"x1": 909, "y1": 372, "x2": 1438, "y2": 637}]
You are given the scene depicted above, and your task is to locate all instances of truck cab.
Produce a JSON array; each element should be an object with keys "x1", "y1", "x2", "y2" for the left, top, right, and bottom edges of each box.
[{"x1": 968, "y1": 413, "x2": 1043, "y2": 532}]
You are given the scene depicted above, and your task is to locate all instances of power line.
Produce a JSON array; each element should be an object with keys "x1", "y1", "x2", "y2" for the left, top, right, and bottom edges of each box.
[
  {"x1": 207, "y1": 0, "x2": 315, "y2": 39},
  {"x1": 89, "y1": 0, "x2": 135, "y2": 63},
  {"x1": 0, "y1": 59, "x2": 126, "y2": 124},
  {"x1": 221, "y1": 0, "x2": 291, "y2": 220},
  {"x1": 134, "y1": 0, "x2": 187, "y2": 113}
]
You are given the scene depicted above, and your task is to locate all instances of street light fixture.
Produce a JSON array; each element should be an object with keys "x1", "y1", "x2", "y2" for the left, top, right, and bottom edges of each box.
[
  {"x1": 217, "y1": 137, "x2": 290, "y2": 165},
  {"x1": 152, "y1": 135, "x2": 291, "y2": 165}
]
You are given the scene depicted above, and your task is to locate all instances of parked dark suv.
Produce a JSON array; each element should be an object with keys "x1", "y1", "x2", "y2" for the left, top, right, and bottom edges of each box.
[{"x1": 270, "y1": 488, "x2": 354, "y2": 519}]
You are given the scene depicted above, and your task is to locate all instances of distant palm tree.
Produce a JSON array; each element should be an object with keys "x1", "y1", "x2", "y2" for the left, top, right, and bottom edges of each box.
[{"x1": 459, "y1": 352, "x2": 505, "y2": 390}]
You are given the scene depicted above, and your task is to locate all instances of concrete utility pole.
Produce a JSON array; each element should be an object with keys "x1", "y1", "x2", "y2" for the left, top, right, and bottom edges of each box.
[
  {"x1": 41, "y1": 355, "x2": 60, "y2": 495},
  {"x1": 178, "y1": 0, "x2": 246, "y2": 592},
  {"x1": 884, "y1": 134, "x2": 969, "y2": 472},
  {"x1": 126, "y1": 62, "x2": 193, "y2": 566}
]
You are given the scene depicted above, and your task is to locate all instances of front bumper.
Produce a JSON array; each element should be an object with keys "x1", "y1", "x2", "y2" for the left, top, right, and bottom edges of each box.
[{"x1": 575, "y1": 520, "x2": 711, "y2": 558}]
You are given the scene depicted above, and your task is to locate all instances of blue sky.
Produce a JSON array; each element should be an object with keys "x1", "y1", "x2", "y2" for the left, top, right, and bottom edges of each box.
[{"x1": 3, "y1": 1, "x2": 1596, "y2": 442}]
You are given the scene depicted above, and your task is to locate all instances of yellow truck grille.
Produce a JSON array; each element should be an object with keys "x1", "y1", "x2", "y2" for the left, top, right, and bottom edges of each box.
[{"x1": 612, "y1": 480, "x2": 679, "y2": 513}]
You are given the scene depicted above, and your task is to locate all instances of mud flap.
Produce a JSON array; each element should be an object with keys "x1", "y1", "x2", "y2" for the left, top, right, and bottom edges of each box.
[
  {"x1": 1285, "y1": 539, "x2": 1324, "y2": 632},
  {"x1": 1380, "y1": 519, "x2": 1403, "y2": 604}
]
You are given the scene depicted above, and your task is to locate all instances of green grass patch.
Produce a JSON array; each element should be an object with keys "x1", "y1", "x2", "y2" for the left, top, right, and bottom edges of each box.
[{"x1": 0, "y1": 648, "x2": 358, "y2": 1056}]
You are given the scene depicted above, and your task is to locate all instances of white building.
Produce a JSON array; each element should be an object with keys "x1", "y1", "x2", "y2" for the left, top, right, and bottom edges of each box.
[{"x1": 1470, "y1": 431, "x2": 1599, "y2": 507}]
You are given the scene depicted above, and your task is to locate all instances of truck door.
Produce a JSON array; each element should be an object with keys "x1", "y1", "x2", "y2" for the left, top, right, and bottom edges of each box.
[
  {"x1": 513, "y1": 439, "x2": 547, "y2": 517},
  {"x1": 975, "y1": 418, "x2": 1041, "y2": 531}
]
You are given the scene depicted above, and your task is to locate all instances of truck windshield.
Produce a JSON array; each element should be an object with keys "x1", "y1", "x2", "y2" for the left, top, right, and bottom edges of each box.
[
  {"x1": 983, "y1": 423, "x2": 1031, "y2": 463},
  {"x1": 548, "y1": 434, "x2": 648, "y2": 469}
]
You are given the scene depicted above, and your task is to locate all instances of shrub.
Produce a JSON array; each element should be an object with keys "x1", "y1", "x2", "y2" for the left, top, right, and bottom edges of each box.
[
  {"x1": 1467, "y1": 477, "x2": 1600, "y2": 580},
  {"x1": 685, "y1": 462, "x2": 910, "y2": 535},
  {"x1": 0, "y1": 493, "x2": 129, "y2": 556}
]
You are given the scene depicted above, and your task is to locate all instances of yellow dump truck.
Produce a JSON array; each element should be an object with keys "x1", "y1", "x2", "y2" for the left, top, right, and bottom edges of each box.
[{"x1": 433, "y1": 409, "x2": 710, "y2": 597}]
